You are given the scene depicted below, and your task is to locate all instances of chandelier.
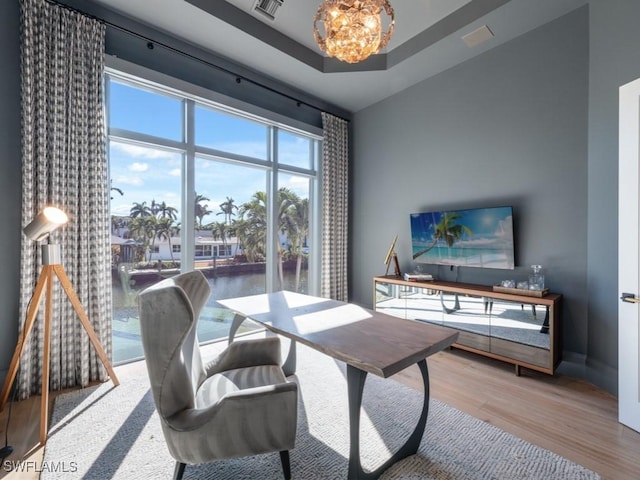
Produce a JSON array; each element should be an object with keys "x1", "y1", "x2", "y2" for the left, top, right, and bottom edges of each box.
[{"x1": 313, "y1": 0, "x2": 395, "y2": 64}]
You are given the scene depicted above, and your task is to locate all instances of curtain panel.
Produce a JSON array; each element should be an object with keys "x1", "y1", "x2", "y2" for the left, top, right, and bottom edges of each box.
[
  {"x1": 18, "y1": 0, "x2": 111, "y2": 399},
  {"x1": 320, "y1": 113, "x2": 349, "y2": 302}
]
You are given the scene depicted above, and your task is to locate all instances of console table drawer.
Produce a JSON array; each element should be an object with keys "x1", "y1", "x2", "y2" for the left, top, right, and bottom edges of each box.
[
  {"x1": 490, "y1": 337, "x2": 550, "y2": 368},
  {"x1": 456, "y1": 331, "x2": 490, "y2": 351}
]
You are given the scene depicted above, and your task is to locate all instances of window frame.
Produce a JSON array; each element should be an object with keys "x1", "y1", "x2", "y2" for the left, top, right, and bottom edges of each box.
[{"x1": 105, "y1": 64, "x2": 322, "y2": 296}]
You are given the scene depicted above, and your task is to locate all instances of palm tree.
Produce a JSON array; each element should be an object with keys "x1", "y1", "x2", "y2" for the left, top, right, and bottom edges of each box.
[
  {"x1": 150, "y1": 199, "x2": 160, "y2": 216},
  {"x1": 238, "y1": 192, "x2": 268, "y2": 262},
  {"x1": 412, "y1": 212, "x2": 473, "y2": 260},
  {"x1": 237, "y1": 189, "x2": 300, "y2": 287},
  {"x1": 130, "y1": 201, "x2": 152, "y2": 218},
  {"x1": 110, "y1": 180, "x2": 123, "y2": 200},
  {"x1": 274, "y1": 189, "x2": 296, "y2": 288},
  {"x1": 217, "y1": 196, "x2": 238, "y2": 224},
  {"x1": 156, "y1": 217, "x2": 176, "y2": 262},
  {"x1": 195, "y1": 192, "x2": 211, "y2": 229},
  {"x1": 128, "y1": 216, "x2": 155, "y2": 261},
  {"x1": 157, "y1": 201, "x2": 178, "y2": 221},
  {"x1": 287, "y1": 197, "x2": 309, "y2": 292},
  {"x1": 146, "y1": 216, "x2": 162, "y2": 261},
  {"x1": 210, "y1": 221, "x2": 229, "y2": 256}
]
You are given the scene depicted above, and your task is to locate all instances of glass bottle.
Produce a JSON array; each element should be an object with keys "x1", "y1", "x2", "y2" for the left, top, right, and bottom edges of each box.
[{"x1": 529, "y1": 265, "x2": 544, "y2": 290}]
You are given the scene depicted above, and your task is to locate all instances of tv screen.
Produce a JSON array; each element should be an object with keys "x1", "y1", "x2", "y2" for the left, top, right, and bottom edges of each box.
[{"x1": 410, "y1": 206, "x2": 515, "y2": 270}]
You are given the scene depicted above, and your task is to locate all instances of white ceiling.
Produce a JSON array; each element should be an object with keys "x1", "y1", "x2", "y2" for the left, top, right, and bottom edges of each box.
[{"x1": 92, "y1": 0, "x2": 588, "y2": 113}]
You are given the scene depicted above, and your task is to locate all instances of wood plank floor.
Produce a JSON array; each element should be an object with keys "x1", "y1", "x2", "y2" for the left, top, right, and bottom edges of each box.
[{"x1": 1, "y1": 346, "x2": 639, "y2": 479}]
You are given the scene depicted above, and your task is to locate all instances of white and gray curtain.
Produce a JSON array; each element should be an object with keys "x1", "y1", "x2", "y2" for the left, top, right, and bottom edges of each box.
[
  {"x1": 18, "y1": 0, "x2": 111, "y2": 399},
  {"x1": 320, "y1": 113, "x2": 349, "y2": 302}
]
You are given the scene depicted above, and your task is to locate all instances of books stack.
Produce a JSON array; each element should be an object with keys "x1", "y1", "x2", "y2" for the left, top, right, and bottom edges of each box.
[{"x1": 403, "y1": 273, "x2": 433, "y2": 282}]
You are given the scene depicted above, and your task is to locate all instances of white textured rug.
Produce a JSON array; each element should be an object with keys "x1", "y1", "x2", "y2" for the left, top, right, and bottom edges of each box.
[{"x1": 43, "y1": 344, "x2": 600, "y2": 479}]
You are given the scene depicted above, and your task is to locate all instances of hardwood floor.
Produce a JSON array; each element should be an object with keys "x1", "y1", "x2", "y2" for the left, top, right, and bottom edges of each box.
[
  {"x1": 1, "y1": 346, "x2": 639, "y2": 479},
  {"x1": 399, "y1": 348, "x2": 640, "y2": 480}
]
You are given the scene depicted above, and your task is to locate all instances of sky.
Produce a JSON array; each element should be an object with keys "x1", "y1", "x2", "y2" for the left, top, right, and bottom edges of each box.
[{"x1": 108, "y1": 80, "x2": 313, "y2": 222}]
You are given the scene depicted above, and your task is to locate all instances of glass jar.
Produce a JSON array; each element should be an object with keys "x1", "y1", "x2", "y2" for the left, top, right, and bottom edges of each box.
[{"x1": 529, "y1": 265, "x2": 545, "y2": 290}]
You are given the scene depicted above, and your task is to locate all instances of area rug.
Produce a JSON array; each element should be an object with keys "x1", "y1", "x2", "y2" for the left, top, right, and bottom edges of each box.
[{"x1": 42, "y1": 344, "x2": 600, "y2": 479}]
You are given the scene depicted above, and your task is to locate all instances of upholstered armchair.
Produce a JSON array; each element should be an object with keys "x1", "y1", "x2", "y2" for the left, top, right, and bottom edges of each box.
[{"x1": 137, "y1": 270, "x2": 298, "y2": 480}]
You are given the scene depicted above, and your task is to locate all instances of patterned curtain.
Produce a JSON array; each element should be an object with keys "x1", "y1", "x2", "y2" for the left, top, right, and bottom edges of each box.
[
  {"x1": 18, "y1": 0, "x2": 111, "y2": 399},
  {"x1": 320, "y1": 113, "x2": 349, "y2": 301}
]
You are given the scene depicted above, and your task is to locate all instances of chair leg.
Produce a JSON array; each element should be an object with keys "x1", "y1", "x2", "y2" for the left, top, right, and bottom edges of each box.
[
  {"x1": 279, "y1": 450, "x2": 291, "y2": 480},
  {"x1": 173, "y1": 462, "x2": 186, "y2": 480}
]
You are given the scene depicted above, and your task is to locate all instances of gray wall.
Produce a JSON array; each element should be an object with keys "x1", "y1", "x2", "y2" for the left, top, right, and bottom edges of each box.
[
  {"x1": 0, "y1": 0, "x2": 22, "y2": 387},
  {"x1": 586, "y1": 0, "x2": 640, "y2": 391},
  {"x1": 3, "y1": 0, "x2": 640, "y2": 396},
  {"x1": 351, "y1": 9, "x2": 592, "y2": 382}
]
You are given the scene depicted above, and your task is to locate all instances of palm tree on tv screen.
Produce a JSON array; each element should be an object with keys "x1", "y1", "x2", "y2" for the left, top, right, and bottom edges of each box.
[{"x1": 412, "y1": 211, "x2": 473, "y2": 260}]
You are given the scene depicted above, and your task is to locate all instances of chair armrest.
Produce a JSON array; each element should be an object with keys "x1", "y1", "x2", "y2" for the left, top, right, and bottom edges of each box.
[
  {"x1": 205, "y1": 337, "x2": 282, "y2": 376},
  {"x1": 165, "y1": 381, "x2": 297, "y2": 432}
]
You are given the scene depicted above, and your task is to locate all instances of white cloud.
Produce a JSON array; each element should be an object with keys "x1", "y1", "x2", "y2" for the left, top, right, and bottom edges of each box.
[
  {"x1": 169, "y1": 168, "x2": 181, "y2": 177},
  {"x1": 129, "y1": 162, "x2": 149, "y2": 172},
  {"x1": 279, "y1": 175, "x2": 309, "y2": 197},
  {"x1": 114, "y1": 175, "x2": 143, "y2": 186}
]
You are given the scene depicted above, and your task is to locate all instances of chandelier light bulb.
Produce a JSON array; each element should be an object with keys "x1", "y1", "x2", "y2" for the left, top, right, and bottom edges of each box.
[{"x1": 313, "y1": 0, "x2": 395, "y2": 64}]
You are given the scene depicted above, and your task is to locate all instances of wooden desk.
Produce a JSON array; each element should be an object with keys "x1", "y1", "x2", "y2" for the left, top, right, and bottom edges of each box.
[{"x1": 218, "y1": 291, "x2": 458, "y2": 480}]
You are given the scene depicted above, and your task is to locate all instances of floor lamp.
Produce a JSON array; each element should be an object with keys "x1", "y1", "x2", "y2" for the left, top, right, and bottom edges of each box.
[{"x1": 0, "y1": 207, "x2": 119, "y2": 445}]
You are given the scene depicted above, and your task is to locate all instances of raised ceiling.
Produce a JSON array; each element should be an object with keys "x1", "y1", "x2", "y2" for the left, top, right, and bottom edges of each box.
[{"x1": 91, "y1": 0, "x2": 588, "y2": 113}]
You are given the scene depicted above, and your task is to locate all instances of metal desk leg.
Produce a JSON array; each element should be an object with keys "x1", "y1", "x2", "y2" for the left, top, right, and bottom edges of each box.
[
  {"x1": 346, "y1": 359, "x2": 430, "y2": 480},
  {"x1": 228, "y1": 313, "x2": 245, "y2": 344},
  {"x1": 281, "y1": 340, "x2": 297, "y2": 376}
]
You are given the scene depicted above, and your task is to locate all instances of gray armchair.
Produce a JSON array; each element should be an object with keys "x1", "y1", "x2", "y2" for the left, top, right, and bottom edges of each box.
[{"x1": 137, "y1": 270, "x2": 298, "y2": 480}]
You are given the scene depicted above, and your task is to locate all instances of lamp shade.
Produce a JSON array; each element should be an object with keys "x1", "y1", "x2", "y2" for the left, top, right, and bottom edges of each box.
[{"x1": 23, "y1": 207, "x2": 69, "y2": 241}]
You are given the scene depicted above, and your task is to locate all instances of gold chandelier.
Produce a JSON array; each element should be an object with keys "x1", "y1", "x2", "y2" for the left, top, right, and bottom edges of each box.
[{"x1": 313, "y1": 0, "x2": 395, "y2": 64}]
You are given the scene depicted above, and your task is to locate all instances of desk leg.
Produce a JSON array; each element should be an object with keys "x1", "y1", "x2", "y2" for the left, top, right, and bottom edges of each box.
[
  {"x1": 228, "y1": 313, "x2": 245, "y2": 344},
  {"x1": 346, "y1": 359, "x2": 430, "y2": 480},
  {"x1": 281, "y1": 340, "x2": 297, "y2": 376}
]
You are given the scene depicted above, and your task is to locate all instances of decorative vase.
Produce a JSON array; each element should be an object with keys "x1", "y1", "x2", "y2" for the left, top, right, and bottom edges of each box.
[{"x1": 529, "y1": 265, "x2": 545, "y2": 291}]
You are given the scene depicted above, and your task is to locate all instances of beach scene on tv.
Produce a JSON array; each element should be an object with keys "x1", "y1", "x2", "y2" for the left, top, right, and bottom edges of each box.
[{"x1": 410, "y1": 206, "x2": 515, "y2": 270}]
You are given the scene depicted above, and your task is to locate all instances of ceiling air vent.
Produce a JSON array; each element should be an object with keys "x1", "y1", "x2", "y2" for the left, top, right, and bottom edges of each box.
[
  {"x1": 462, "y1": 25, "x2": 494, "y2": 48},
  {"x1": 253, "y1": 0, "x2": 284, "y2": 20}
]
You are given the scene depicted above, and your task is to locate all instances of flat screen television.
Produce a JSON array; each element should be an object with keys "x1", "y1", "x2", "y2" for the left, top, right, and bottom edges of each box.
[{"x1": 410, "y1": 206, "x2": 515, "y2": 270}]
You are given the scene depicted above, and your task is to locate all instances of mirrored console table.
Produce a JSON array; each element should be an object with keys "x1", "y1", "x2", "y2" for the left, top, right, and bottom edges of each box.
[{"x1": 373, "y1": 276, "x2": 562, "y2": 375}]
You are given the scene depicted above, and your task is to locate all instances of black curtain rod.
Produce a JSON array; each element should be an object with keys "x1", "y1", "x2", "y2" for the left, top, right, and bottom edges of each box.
[{"x1": 45, "y1": 0, "x2": 349, "y2": 122}]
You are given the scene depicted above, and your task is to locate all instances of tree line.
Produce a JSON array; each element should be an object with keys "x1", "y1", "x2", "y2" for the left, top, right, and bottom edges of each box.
[{"x1": 112, "y1": 189, "x2": 309, "y2": 291}]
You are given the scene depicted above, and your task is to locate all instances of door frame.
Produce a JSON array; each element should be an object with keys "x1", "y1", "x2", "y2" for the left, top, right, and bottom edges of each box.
[{"x1": 618, "y1": 76, "x2": 640, "y2": 433}]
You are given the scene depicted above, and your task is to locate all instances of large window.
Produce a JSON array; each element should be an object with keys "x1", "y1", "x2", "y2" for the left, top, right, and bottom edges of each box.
[{"x1": 108, "y1": 72, "x2": 321, "y2": 364}]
